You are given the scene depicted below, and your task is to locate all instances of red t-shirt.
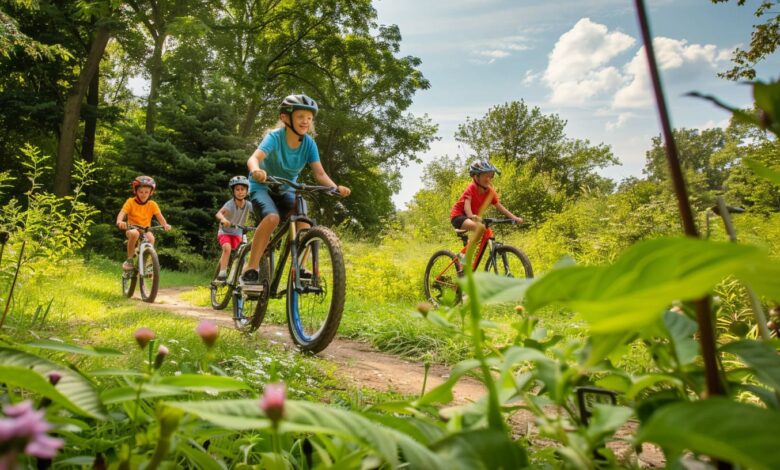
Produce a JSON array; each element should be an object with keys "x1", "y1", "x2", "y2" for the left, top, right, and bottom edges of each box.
[{"x1": 450, "y1": 182, "x2": 499, "y2": 219}]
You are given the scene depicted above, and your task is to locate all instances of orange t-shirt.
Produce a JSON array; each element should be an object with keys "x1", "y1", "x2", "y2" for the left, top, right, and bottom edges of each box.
[{"x1": 122, "y1": 198, "x2": 161, "y2": 227}]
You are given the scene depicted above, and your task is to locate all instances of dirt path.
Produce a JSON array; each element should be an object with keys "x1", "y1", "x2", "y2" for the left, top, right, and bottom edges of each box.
[{"x1": 145, "y1": 287, "x2": 663, "y2": 467}]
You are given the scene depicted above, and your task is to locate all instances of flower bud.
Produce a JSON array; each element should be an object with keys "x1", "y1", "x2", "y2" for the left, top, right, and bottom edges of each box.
[
  {"x1": 196, "y1": 320, "x2": 219, "y2": 348},
  {"x1": 134, "y1": 328, "x2": 155, "y2": 349},
  {"x1": 416, "y1": 302, "x2": 432, "y2": 317},
  {"x1": 514, "y1": 305, "x2": 525, "y2": 313},
  {"x1": 154, "y1": 345, "x2": 169, "y2": 370},
  {"x1": 260, "y1": 383, "x2": 286, "y2": 425},
  {"x1": 47, "y1": 372, "x2": 62, "y2": 386}
]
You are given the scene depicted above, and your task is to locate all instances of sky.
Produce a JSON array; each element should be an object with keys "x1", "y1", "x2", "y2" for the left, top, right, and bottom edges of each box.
[{"x1": 372, "y1": 0, "x2": 780, "y2": 209}]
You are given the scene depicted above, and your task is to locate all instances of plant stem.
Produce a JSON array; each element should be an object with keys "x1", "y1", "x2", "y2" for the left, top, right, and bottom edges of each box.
[
  {"x1": 0, "y1": 240, "x2": 25, "y2": 329},
  {"x1": 633, "y1": 0, "x2": 725, "y2": 399}
]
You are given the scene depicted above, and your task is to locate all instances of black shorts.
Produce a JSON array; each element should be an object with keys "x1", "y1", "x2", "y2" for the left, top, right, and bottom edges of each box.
[{"x1": 451, "y1": 215, "x2": 468, "y2": 229}]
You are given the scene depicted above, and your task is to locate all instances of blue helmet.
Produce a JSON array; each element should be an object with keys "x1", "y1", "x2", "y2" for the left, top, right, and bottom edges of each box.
[
  {"x1": 229, "y1": 175, "x2": 249, "y2": 190},
  {"x1": 469, "y1": 160, "x2": 500, "y2": 176}
]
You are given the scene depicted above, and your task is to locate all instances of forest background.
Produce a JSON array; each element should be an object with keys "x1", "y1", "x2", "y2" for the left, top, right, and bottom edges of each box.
[{"x1": 1, "y1": 0, "x2": 778, "y2": 275}]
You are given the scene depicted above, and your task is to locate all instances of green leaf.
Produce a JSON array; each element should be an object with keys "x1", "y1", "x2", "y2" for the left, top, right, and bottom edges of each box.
[
  {"x1": 721, "y1": 340, "x2": 780, "y2": 391},
  {"x1": 525, "y1": 237, "x2": 770, "y2": 333},
  {"x1": 469, "y1": 272, "x2": 530, "y2": 304},
  {"x1": 156, "y1": 374, "x2": 250, "y2": 393},
  {"x1": 415, "y1": 359, "x2": 481, "y2": 406},
  {"x1": 637, "y1": 399, "x2": 780, "y2": 470},
  {"x1": 626, "y1": 374, "x2": 684, "y2": 400},
  {"x1": 178, "y1": 443, "x2": 225, "y2": 470},
  {"x1": 24, "y1": 340, "x2": 123, "y2": 356},
  {"x1": 166, "y1": 399, "x2": 447, "y2": 469},
  {"x1": 663, "y1": 311, "x2": 699, "y2": 366},
  {"x1": 100, "y1": 385, "x2": 189, "y2": 404},
  {"x1": 0, "y1": 347, "x2": 105, "y2": 419},
  {"x1": 585, "y1": 404, "x2": 633, "y2": 444},
  {"x1": 430, "y1": 429, "x2": 528, "y2": 469},
  {"x1": 744, "y1": 158, "x2": 780, "y2": 186}
]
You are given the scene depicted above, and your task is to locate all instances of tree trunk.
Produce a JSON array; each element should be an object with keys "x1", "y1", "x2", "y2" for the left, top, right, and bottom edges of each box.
[
  {"x1": 54, "y1": 26, "x2": 111, "y2": 197},
  {"x1": 239, "y1": 97, "x2": 260, "y2": 138},
  {"x1": 145, "y1": 32, "x2": 166, "y2": 135},
  {"x1": 81, "y1": 64, "x2": 100, "y2": 164}
]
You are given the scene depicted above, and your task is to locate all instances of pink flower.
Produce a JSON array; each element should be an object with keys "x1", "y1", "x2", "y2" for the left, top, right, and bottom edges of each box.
[
  {"x1": 260, "y1": 383, "x2": 286, "y2": 424},
  {"x1": 0, "y1": 400, "x2": 64, "y2": 462},
  {"x1": 134, "y1": 327, "x2": 155, "y2": 349},
  {"x1": 196, "y1": 320, "x2": 219, "y2": 348}
]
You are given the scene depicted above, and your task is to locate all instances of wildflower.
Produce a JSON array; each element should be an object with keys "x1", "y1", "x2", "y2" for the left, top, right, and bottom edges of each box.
[
  {"x1": 47, "y1": 372, "x2": 62, "y2": 386},
  {"x1": 416, "y1": 302, "x2": 432, "y2": 317},
  {"x1": 0, "y1": 400, "x2": 64, "y2": 462},
  {"x1": 514, "y1": 305, "x2": 525, "y2": 313},
  {"x1": 154, "y1": 345, "x2": 169, "y2": 370},
  {"x1": 260, "y1": 383, "x2": 286, "y2": 425},
  {"x1": 196, "y1": 320, "x2": 219, "y2": 348},
  {"x1": 134, "y1": 328, "x2": 155, "y2": 349}
]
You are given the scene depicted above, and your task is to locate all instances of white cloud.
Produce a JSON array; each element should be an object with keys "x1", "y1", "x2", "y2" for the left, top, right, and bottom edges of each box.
[
  {"x1": 470, "y1": 35, "x2": 531, "y2": 63},
  {"x1": 543, "y1": 18, "x2": 635, "y2": 104},
  {"x1": 613, "y1": 37, "x2": 730, "y2": 109},
  {"x1": 522, "y1": 70, "x2": 541, "y2": 86}
]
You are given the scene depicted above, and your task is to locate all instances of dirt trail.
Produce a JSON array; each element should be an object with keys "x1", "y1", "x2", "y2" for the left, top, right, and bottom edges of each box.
[{"x1": 145, "y1": 287, "x2": 663, "y2": 467}]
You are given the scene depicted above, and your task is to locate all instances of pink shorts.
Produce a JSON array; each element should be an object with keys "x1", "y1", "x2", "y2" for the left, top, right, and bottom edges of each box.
[{"x1": 218, "y1": 234, "x2": 241, "y2": 250}]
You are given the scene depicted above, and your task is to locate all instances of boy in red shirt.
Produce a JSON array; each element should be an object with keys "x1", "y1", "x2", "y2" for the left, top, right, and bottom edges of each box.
[
  {"x1": 116, "y1": 176, "x2": 171, "y2": 270},
  {"x1": 450, "y1": 161, "x2": 523, "y2": 231}
]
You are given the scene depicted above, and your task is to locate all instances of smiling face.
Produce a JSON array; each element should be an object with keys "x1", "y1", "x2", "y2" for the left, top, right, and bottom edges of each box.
[
  {"x1": 232, "y1": 185, "x2": 248, "y2": 200},
  {"x1": 284, "y1": 109, "x2": 315, "y2": 134},
  {"x1": 135, "y1": 186, "x2": 152, "y2": 202}
]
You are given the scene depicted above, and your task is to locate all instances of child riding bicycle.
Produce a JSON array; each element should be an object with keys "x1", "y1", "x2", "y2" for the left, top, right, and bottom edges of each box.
[
  {"x1": 240, "y1": 93, "x2": 350, "y2": 285},
  {"x1": 215, "y1": 176, "x2": 254, "y2": 280},
  {"x1": 450, "y1": 160, "x2": 523, "y2": 231},
  {"x1": 116, "y1": 175, "x2": 171, "y2": 270}
]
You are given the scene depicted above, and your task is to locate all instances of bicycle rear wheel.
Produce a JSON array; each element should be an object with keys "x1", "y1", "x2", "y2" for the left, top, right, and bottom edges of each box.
[
  {"x1": 286, "y1": 226, "x2": 345, "y2": 353},
  {"x1": 232, "y1": 247, "x2": 270, "y2": 332},
  {"x1": 121, "y1": 268, "x2": 137, "y2": 298},
  {"x1": 139, "y1": 246, "x2": 160, "y2": 303},
  {"x1": 210, "y1": 256, "x2": 232, "y2": 310},
  {"x1": 423, "y1": 250, "x2": 463, "y2": 306},
  {"x1": 488, "y1": 245, "x2": 533, "y2": 279}
]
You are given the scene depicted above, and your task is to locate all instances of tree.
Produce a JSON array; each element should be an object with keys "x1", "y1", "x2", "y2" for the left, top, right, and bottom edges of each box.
[{"x1": 711, "y1": 0, "x2": 779, "y2": 80}]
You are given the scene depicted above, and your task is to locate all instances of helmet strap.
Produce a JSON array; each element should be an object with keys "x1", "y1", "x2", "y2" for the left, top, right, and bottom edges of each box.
[
  {"x1": 134, "y1": 196, "x2": 149, "y2": 205},
  {"x1": 284, "y1": 113, "x2": 305, "y2": 142}
]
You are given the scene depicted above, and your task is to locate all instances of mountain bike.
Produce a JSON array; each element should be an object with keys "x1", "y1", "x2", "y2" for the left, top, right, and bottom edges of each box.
[
  {"x1": 423, "y1": 218, "x2": 533, "y2": 305},
  {"x1": 209, "y1": 225, "x2": 256, "y2": 313},
  {"x1": 121, "y1": 225, "x2": 164, "y2": 303},
  {"x1": 232, "y1": 176, "x2": 346, "y2": 353}
]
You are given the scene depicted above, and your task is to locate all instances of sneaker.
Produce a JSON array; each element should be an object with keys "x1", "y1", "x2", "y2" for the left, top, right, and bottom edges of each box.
[
  {"x1": 217, "y1": 270, "x2": 227, "y2": 281},
  {"x1": 122, "y1": 259, "x2": 134, "y2": 271},
  {"x1": 235, "y1": 316, "x2": 249, "y2": 328},
  {"x1": 299, "y1": 268, "x2": 313, "y2": 279},
  {"x1": 240, "y1": 269, "x2": 260, "y2": 285}
]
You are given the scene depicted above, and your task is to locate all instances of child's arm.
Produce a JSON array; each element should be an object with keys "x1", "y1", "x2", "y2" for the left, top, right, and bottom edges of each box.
[
  {"x1": 310, "y1": 162, "x2": 350, "y2": 197},
  {"x1": 495, "y1": 202, "x2": 523, "y2": 224},
  {"x1": 116, "y1": 210, "x2": 128, "y2": 231},
  {"x1": 216, "y1": 207, "x2": 231, "y2": 228},
  {"x1": 248, "y1": 149, "x2": 268, "y2": 182},
  {"x1": 154, "y1": 212, "x2": 172, "y2": 231}
]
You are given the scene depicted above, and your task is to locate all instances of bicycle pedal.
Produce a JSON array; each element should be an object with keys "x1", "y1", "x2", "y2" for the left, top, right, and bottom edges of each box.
[{"x1": 241, "y1": 284, "x2": 265, "y2": 293}]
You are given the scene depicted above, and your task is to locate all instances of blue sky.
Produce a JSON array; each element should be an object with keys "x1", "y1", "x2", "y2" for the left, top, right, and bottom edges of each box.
[{"x1": 373, "y1": 0, "x2": 780, "y2": 209}]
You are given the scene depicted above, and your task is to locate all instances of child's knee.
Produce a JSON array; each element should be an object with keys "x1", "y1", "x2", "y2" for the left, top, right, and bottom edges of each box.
[
  {"x1": 221, "y1": 243, "x2": 232, "y2": 253},
  {"x1": 126, "y1": 230, "x2": 140, "y2": 241},
  {"x1": 264, "y1": 213, "x2": 281, "y2": 226}
]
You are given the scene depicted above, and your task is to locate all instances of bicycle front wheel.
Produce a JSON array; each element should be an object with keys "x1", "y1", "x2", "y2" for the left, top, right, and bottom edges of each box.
[
  {"x1": 210, "y1": 259, "x2": 232, "y2": 310},
  {"x1": 139, "y1": 246, "x2": 160, "y2": 303},
  {"x1": 423, "y1": 250, "x2": 463, "y2": 306},
  {"x1": 121, "y1": 267, "x2": 137, "y2": 298},
  {"x1": 488, "y1": 245, "x2": 533, "y2": 279},
  {"x1": 286, "y1": 226, "x2": 345, "y2": 353}
]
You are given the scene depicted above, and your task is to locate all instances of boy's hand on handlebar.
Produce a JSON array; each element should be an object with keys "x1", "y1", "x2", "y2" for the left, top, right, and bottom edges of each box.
[
  {"x1": 512, "y1": 216, "x2": 524, "y2": 225},
  {"x1": 255, "y1": 169, "x2": 267, "y2": 182},
  {"x1": 117, "y1": 221, "x2": 128, "y2": 231},
  {"x1": 220, "y1": 219, "x2": 231, "y2": 228},
  {"x1": 336, "y1": 185, "x2": 351, "y2": 197},
  {"x1": 163, "y1": 224, "x2": 172, "y2": 231}
]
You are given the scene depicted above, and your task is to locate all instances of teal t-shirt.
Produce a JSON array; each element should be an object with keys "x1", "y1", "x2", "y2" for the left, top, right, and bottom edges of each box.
[{"x1": 248, "y1": 128, "x2": 320, "y2": 193}]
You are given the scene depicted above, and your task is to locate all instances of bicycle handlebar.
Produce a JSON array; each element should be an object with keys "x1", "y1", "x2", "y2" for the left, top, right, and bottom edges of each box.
[
  {"x1": 232, "y1": 224, "x2": 257, "y2": 232},
  {"x1": 126, "y1": 224, "x2": 166, "y2": 233},
  {"x1": 482, "y1": 218, "x2": 520, "y2": 227},
  {"x1": 264, "y1": 176, "x2": 342, "y2": 197}
]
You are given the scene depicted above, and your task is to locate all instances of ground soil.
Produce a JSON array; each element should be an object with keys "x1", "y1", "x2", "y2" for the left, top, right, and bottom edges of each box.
[{"x1": 147, "y1": 287, "x2": 665, "y2": 467}]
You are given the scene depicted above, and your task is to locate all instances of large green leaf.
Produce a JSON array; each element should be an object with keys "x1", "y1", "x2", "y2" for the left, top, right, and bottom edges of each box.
[
  {"x1": 722, "y1": 340, "x2": 780, "y2": 391},
  {"x1": 744, "y1": 158, "x2": 780, "y2": 186},
  {"x1": 469, "y1": 272, "x2": 530, "y2": 304},
  {"x1": 637, "y1": 399, "x2": 780, "y2": 470},
  {"x1": 157, "y1": 374, "x2": 251, "y2": 393},
  {"x1": 0, "y1": 347, "x2": 105, "y2": 419},
  {"x1": 166, "y1": 399, "x2": 447, "y2": 469},
  {"x1": 101, "y1": 385, "x2": 189, "y2": 404},
  {"x1": 430, "y1": 429, "x2": 528, "y2": 469},
  {"x1": 663, "y1": 311, "x2": 698, "y2": 366},
  {"x1": 24, "y1": 340, "x2": 123, "y2": 356},
  {"x1": 525, "y1": 238, "x2": 772, "y2": 332}
]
